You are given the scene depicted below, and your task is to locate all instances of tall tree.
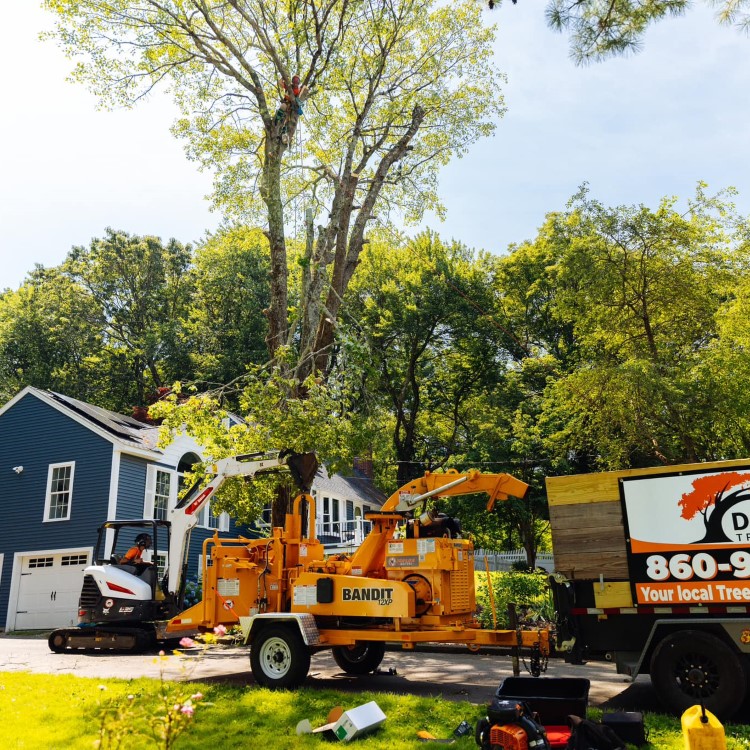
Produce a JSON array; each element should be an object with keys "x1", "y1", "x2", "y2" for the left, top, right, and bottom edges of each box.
[{"x1": 46, "y1": 0, "x2": 504, "y2": 382}]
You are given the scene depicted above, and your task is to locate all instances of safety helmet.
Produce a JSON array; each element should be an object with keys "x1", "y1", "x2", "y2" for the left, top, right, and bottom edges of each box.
[
  {"x1": 135, "y1": 533, "x2": 152, "y2": 549},
  {"x1": 292, "y1": 75, "x2": 300, "y2": 84}
]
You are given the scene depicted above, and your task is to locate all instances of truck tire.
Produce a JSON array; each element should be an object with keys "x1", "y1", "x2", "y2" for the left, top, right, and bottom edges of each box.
[
  {"x1": 650, "y1": 629, "x2": 747, "y2": 719},
  {"x1": 48, "y1": 630, "x2": 68, "y2": 653},
  {"x1": 250, "y1": 625, "x2": 310, "y2": 689},
  {"x1": 332, "y1": 642, "x2": 386, "y2": 674}
]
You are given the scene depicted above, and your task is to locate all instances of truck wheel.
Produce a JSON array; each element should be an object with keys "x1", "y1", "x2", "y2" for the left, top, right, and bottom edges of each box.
[
  {"x1": 48, "y1": 630, "x2": 68, "y2": 653},
  {"x1": 332, "y1": 642, "x2": 386, "y2": 674},
  {"x1": 650, "y1": 629, "x2": 747, "y2": 718},
  {"x1": 250, "y1": 626, "x2": 310, "y2": 689}
]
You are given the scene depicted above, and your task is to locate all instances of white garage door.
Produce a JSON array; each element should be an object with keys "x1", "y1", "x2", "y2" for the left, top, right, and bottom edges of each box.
[{"x1": 15, "y1": 551, "x2": 90, "y2": 630}]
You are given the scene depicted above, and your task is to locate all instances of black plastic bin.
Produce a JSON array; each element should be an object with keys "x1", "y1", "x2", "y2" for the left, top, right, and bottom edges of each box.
[{"x1": 495, "y1": 677, "x2": 590, "y2": 725}]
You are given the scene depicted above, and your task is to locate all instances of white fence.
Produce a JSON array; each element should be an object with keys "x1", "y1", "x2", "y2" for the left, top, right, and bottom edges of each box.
[
  {"x1": 474, "y1": 549, "x2": 555, "y2": 573},
  {"x1": 315, "y1": 520, "x2": 555, "y2": 573}
]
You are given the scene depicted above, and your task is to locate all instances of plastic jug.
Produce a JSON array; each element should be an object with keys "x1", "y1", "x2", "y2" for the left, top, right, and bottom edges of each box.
[{"x1": 681, "y1": 705, "x2": 726, "y2": 750}]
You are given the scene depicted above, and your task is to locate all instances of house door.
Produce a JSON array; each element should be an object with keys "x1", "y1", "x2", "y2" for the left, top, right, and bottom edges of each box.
[{"x1": 14, "y1": 550, "x2": 90, "y2": 630}]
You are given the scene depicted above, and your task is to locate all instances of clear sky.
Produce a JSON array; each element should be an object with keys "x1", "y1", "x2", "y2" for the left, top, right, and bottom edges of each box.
[{"x1": 2, "y1": 3, "x2": 749, "y2": 291}]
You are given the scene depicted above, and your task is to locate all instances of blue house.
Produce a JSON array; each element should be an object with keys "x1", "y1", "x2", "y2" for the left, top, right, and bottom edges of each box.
[
  {"x1": 0, "y1": 387, "x2": 236, "y2": 632},
  {"x1": 0, "y1": 387, "x2": 386, "y2": 632}
]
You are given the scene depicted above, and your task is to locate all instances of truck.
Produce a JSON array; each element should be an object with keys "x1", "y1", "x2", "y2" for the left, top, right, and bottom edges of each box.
[
  {"x1": 547, "y1": 457, "x2": 750, "y2": 719},
  {"x1": 50, "y1": 452, "x2": 550, "y2": 689}
]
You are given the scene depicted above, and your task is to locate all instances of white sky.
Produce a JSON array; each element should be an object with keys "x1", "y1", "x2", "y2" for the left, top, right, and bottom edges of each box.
[{"x1": 2, "y1": 3, "x2": 749, "y2": 291}]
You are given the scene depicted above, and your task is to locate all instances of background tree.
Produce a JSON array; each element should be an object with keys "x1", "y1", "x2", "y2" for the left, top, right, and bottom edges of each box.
[
  {"x1": 346, "y1": 231, "x2": 498, "y2": 483},
  {"x1": 0, "y1": 266, "x2": 102, "y2": 403},
  {"x1": 537, "y1": 184, "x2": 750, "y2": 468},
  {"x1": 47, "y1": 0, "x2": 504, "y2": 382},
  {"x1": 63, "y1": 229, "x2": 194, "y2": 408},
  {"x1": 185, "y1": 227, "x2": 271, "y2": 393},
  {"x1": 490, "y1": 0, "x2": 750, "y2": 64}
]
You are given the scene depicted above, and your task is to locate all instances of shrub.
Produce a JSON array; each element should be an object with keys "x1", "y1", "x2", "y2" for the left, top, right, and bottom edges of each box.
[{"x1": 475, "y1": 569, "x2": 553, "y2": 629}]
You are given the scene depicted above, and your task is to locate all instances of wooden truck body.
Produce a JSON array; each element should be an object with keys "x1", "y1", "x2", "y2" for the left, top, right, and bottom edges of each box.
[{"x1": 547, "y1": 458, "x2": 750, "y2": 718}]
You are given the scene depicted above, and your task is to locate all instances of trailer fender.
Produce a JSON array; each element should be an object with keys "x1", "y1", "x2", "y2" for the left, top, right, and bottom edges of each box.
[
  {"x1": 240, "y1": 612, "x2": 320, "y2": 647},
  {"x1": 629, "y1": 618, "x2": 749, "y2": 680}
]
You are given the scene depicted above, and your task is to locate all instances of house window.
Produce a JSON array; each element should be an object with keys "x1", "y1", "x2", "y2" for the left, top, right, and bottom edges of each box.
[
  {"x1": 199, "y1": 503, "x2": 229, "y2": 532},
  {"x1": 145, "y1": 466, "x2": 175, "y2": 520},
  {"x1": 62, "y1": 554, "x2": 88, "y2": 566},
  {"x1": 28, "y1": 557, "x2": 54, "y2": 568},
  {"x1": 153, "y1": 470, "x2": 171, "y2": 521},
  {"x1": 44, "y1": 462, "x2": 74, "y2": 522}
]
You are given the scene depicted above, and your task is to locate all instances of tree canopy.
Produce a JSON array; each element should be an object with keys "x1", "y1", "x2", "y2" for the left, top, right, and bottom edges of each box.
[{"x1": 45, "y1": 0, "x2": 504, "y2": 381}]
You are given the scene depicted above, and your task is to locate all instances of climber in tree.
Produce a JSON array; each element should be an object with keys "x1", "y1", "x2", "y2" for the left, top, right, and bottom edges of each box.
[{"x1": 274, "y1": 75, "x2": 309, "y2": 144}]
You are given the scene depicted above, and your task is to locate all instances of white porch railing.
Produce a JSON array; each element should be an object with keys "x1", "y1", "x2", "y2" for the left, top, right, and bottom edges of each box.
[
  {"x1": 474, "y1": 549, "x2": 555, "y2": 572},
  {"x1": 316, "y1": 518, "x2": 373, "y2": 549}
]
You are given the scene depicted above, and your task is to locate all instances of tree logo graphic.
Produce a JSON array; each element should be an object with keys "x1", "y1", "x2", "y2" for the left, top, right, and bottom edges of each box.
[{"x1": 678, "y1": 472, "x2": 750, "y2": 543}]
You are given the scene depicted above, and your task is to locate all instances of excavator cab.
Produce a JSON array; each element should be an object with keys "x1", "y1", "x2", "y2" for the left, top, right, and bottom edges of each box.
[{"x1": 94, "y1": 519, "x2": 171, "y2": 597}]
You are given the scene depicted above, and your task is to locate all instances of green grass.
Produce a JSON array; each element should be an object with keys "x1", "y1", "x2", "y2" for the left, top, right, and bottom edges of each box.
[{"x1": 2, "y1": 671, "x2": 750, "y2": 749}]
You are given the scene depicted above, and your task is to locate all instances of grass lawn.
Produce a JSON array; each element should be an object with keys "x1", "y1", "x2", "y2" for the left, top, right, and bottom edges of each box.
[{"x1": 2, "y1": 670, "x2": 750, "y2": 749}]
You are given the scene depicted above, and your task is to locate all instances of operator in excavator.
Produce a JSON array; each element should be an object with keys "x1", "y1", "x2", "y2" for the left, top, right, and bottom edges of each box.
[{"x1": 121, "y1": 533, "x2": 153, "y2": 566}]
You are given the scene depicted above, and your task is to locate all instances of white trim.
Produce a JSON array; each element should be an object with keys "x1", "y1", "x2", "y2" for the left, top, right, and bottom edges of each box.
[
  {"x1": 105, "y1": 449, "x2": 121, "y2": 557},
  {"x1": 0, "y1": 387, "x2": 160, "y2": 460},
  {"x1": 42, "y1": 461, "x2": 75, "y2": 523},
  {"x1": 5, "y1": 546, "x2": 94, "y2": 631}
]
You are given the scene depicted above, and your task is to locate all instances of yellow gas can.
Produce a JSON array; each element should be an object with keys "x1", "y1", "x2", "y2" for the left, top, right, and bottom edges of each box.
[{"x1": 681, "y1": 705, "x2": 726, "y2": 750}]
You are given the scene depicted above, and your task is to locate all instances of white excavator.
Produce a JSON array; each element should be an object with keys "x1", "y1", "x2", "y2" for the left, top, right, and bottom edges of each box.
[{"x1": 48, "y1": 451, "x2": 317, "y2": 652}]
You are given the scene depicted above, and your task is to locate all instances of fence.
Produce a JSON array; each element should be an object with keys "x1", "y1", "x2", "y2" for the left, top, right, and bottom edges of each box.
[{"x1": 474, "y1": 549, "x2": 555, "y2": 573}]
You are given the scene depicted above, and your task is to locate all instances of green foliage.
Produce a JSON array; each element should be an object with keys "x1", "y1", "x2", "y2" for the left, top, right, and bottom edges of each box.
[
  {"x1": 538, "y1": 183, "x2": 750, "y2": 468},
  {"x1": 475, "y1": 570, "x2": 553, "y2": 629},
  {"x1": 185, "y1": 227, "x2": 271, "y2": 390},
  {"x1": 347, "y1": 231, "x2": 496, "y2": 484},
  {"x1": 0, "y1": 230, "x2": 197, "y2": 411},
  {"x1": 0, "y1": 265, "x2": 102, "y2": 403},
  {"x1": 63, "y1": 228, "x2": 195, "y2": 407},
  {"x1": 45, "y1": 0, "x2": 505, "y2": 376},
  {"x1": 151, "y1": 363, "x2": 358, "y2": 524},
  {"x1": 538, "y1": 0, "x2": 750, "y2": 64}
]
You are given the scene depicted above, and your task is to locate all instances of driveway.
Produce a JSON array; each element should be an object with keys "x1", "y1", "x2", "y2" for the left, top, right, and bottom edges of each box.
[{"x1": 0, "y1": 634, "x2": 659, "y2": 710}]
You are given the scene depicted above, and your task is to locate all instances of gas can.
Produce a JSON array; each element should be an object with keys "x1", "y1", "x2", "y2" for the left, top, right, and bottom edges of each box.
[{"x1": 681, "y1": 705, "x2": 726, "y2": 750}]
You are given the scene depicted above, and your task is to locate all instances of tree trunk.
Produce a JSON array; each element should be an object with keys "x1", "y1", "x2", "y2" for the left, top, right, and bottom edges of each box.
[{"x1": 261, "y1": 140, "x2": 288, "y2": 361}]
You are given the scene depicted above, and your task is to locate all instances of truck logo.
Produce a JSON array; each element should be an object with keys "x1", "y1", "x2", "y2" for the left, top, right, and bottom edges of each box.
[
  {"x1": 624, "y1": 468, "x2": 750, "y2": 606},
  {"x1": 342, "y1": 587, "x2": 394, "y2": 606},
  {"x1": 118, "y1": 606, "x2": 134, "y2": 614}
]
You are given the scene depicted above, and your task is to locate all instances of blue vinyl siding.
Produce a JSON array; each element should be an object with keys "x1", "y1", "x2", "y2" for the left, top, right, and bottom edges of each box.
[
  {"x1": 117, "y1": 456, "x2": 148, "y2": 520},
  {"x1": 0, "y1": 394, "x2": 113, "y2": 626}
]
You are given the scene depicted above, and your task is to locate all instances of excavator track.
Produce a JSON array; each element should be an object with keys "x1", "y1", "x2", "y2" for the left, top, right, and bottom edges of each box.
[{"x1": 48, "y1": 626, "x2": 156, "y2": 653}]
